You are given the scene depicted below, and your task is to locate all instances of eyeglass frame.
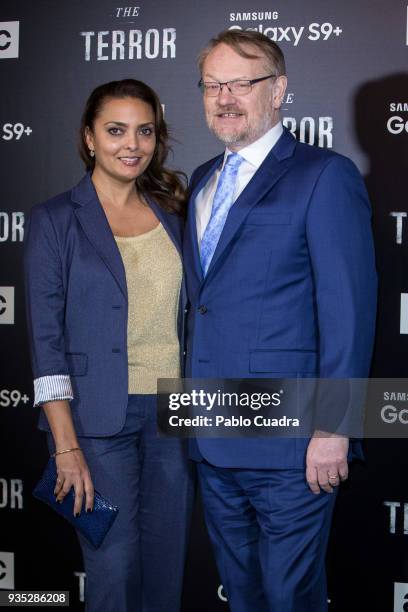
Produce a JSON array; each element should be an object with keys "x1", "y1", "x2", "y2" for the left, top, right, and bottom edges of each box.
[{"x1": 198, "y1": 74, "x2": 277, "y2": 96}]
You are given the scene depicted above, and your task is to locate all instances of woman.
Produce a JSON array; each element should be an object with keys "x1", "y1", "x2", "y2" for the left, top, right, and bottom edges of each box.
[{"x1": 24, "y1": 79, "x2": 194, "y2": 612}]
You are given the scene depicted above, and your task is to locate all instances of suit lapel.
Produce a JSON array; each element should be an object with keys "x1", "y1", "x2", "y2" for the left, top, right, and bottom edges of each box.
[
  {"x1": 72, "y1": 174, "x2": 127, "y2": 298},
  {"x1": 145, "y1": 196, "x2": 187, "y2": 326},
  {"x1": 145, "y1": 196, "x2": 182, "y2": 257},
  {"x1": 185, "y1": 156, "x2": 223, "y2": 282},
  {"x1": 205, "y1": 129, "x2": 297, "y2": 280}
]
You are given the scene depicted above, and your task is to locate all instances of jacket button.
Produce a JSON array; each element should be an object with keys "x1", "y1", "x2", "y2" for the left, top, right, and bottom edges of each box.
[{"x1": 198, "y1": 305, "x2": 208, "y2": 314}]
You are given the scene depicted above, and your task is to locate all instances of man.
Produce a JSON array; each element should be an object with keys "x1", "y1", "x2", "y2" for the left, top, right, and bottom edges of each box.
[{"x1": 183, "y1": 30, "x2": 377, "y2": 611}]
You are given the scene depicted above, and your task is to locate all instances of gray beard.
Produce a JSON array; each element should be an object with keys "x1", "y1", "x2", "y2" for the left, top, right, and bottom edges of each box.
[
  {"x1": 212, "y1": 128, "x2": 247, "y2": 145},
  {"x1": 209, "y1": 111, "x2": 274, "y2": 148}
]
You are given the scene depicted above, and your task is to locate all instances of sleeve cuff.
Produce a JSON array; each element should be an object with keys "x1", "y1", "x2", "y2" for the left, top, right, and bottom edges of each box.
[{"x1": 33, "y1": 375, "x2": 74, "y2": 407}]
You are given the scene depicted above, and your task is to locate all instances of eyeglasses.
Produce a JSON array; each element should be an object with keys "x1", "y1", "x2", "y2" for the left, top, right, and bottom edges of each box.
[{"x1": 198, "y1": 74, "x2": 276, "y2": 97}]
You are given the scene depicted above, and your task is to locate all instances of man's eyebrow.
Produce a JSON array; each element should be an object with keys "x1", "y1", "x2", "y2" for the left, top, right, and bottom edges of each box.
[{"x1": 203, "y1": 74, "x2": 251, "y2": 81}]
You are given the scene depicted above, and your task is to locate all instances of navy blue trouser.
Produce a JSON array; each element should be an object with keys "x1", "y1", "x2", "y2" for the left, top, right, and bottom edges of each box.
[
  {"x1": 50, "y1": 395, "x2": 195, "y2": 612},
  {"x1": 197, "y1": 462, "x2": 337, "y2": 612}
]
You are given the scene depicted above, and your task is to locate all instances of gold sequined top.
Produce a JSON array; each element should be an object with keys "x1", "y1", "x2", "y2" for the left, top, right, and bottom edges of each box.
[{"x1": 114, "y1": 223, "x2": 182, "y2": 394}]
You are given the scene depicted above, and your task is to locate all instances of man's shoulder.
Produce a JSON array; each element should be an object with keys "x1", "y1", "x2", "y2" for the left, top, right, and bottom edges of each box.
[
  {"x1": 293, "y1": 140, "x2": 357, "y2": 173},
  {"x1": 189, "y1": 154, "x2": 223, "y2": 188},
  {"x1": 295, "y1": 139, "x2": 336, "y2": 162}
]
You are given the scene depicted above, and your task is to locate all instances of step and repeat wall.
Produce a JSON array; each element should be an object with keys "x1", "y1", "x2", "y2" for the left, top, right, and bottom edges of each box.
[{"x1": 1, "y1": 1, "x2": 408, "y2": 610}]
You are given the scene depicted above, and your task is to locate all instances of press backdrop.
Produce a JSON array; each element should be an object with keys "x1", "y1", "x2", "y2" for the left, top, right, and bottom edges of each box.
[{"x1": 1, "y1": 1, "x2": 408, "y2": 610}]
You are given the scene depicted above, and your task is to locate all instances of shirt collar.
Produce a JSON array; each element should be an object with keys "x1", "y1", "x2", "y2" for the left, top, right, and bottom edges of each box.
[{"x1": 223, "y1": 121, "x2": 283, "y2": 170}]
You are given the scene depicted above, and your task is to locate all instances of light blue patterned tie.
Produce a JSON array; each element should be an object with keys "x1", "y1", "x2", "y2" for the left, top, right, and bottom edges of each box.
[{"x1": 200, "y1": 152, "x2": 244, "y2": 275}]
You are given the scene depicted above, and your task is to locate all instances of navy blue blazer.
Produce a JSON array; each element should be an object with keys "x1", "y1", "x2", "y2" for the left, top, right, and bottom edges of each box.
[
  {"x1": 24, "y1": 173, "x2": 186, "y2": 437},
  {"x1": 183, "y1": 127, "x2": 377, "y2": 468}
]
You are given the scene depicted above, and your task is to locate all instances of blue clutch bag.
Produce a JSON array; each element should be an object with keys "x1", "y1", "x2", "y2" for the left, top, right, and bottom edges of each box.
[{"x1": 33, "y1": 458, "x2": 119, "y2": 548}]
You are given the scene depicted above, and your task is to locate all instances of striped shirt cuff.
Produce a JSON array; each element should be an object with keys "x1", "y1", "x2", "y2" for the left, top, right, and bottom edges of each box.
[{"x1": 33, "y1": 375, "x2": 74, "y2": 407}]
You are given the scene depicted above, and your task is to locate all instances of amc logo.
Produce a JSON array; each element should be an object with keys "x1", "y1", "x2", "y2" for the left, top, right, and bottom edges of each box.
[
  {"x1": 0, "y1": 287, "x2": 14, "y2": 324},
  {"x1": 0, "y1": 552, "x2": 14, "y2": 589},
  {"x1": 394, "y1": 582, "x2": 408, "y2": 611},
  {"x1": 0, "y1": 22, "x2": 19, "y2": 59}
]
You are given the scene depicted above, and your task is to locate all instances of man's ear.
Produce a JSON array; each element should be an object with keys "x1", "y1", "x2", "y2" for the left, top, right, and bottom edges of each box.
[{"x1": 273, "y1": 75, "x2": 288, "y2": 110}]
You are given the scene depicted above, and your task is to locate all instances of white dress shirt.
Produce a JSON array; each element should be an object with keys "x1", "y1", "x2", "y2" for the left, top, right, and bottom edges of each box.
[{"x1": 195, "y1": 122, "x2": 283, "y2": 243}]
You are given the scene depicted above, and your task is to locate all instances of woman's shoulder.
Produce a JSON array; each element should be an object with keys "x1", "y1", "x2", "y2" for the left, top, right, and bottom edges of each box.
[
  {"x1": 33, "y1": 189, "x2": 72, "y2": 213},
  {"x1": 29, "y1": 175, "x2": 90, "y2": 223}
]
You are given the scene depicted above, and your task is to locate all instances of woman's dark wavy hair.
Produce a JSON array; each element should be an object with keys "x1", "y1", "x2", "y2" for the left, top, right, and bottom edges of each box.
[{"x1": 79, "y1": 79, "x2": 186, "y2": 215}]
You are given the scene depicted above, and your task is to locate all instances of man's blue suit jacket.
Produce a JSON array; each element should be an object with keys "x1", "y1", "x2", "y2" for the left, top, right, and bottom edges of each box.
[
  {"x1": 24, "y1": 173, "x2": 186, "y2": 437},
  {"x1": 183, "y1": 127, "x2": 377, "y2": 469}
]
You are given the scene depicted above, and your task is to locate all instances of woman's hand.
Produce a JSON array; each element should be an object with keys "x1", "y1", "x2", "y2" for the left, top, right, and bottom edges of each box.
[
  {"x1": 42, "y1": 399, "x2": 94, "y2": 516},
  {"x1": 54, "y1": 449, "x2": 94, "y2": 515}
]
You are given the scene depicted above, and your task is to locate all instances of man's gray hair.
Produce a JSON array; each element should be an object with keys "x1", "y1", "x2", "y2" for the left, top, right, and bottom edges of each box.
[{"x1": 198, "y1": 30, "x2": 286, "y2": 76}]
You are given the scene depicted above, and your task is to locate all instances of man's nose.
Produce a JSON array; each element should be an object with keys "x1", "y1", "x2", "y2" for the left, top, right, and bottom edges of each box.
[{"x1": 217, "y1": 83, "x2": 236, "y2": 104}]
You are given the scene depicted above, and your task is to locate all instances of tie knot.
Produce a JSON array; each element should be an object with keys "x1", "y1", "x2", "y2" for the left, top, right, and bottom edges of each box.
[{"x1": 224, "y1": 152, "x2": 243, "y2": 172}]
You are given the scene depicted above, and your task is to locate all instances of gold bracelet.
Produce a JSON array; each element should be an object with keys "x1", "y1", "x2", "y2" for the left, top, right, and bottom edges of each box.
[{"x1": 51, "y1": 447, "x2": 82, "y2": 458}]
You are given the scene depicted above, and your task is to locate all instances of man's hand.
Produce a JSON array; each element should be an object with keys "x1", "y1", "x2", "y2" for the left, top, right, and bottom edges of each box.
[{"x1": 305, "y1": 431, "x2": 349, "y2": 494}]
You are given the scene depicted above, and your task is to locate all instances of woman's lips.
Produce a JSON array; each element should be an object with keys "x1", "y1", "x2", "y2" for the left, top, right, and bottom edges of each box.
[{"x1": 119, "y1": 157, "x2": 141, "y2": 166}]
